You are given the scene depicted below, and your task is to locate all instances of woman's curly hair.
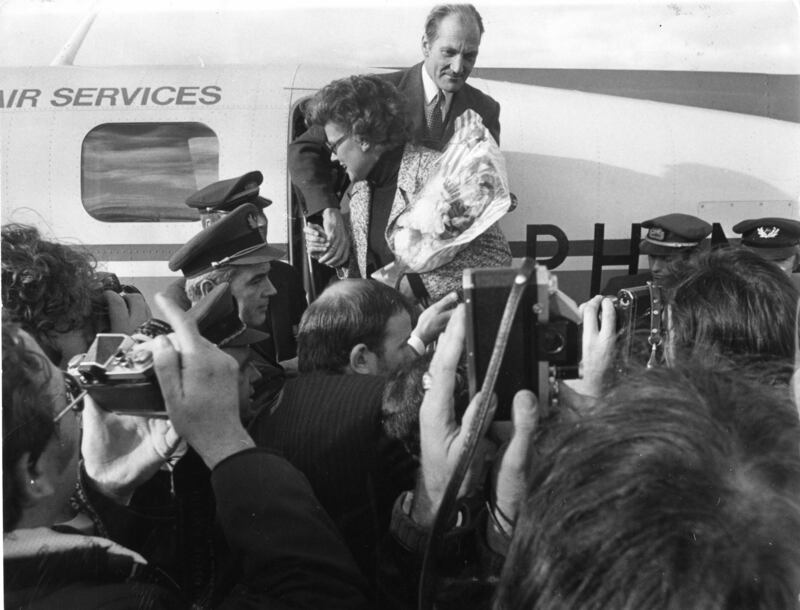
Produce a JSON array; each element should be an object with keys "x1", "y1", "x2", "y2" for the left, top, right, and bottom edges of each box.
[
  {"x1": 1, "y1": 224, "x2": 104, "y2": 363},
  {"x1": 305, "y1": 74, "x2": 410, "y2": 149}
]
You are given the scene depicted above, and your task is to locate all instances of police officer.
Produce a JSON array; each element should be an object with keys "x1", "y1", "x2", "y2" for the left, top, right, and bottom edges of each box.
[
  {"x1": 732, "y1": 217, "x2": 800, "y2": 276},
  {"x1": 169, "y1": 203, "x2": 286, "y2": 418},
  {"x1": 165, "y1": 171, "x2": 307, "y2": 362},
  {"x1": 603, "y1": 213, "x2": 712, "y2": 294}
]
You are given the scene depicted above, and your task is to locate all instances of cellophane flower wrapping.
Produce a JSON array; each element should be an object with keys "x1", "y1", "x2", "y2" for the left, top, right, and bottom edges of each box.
[{"x1": 383, "y1": 109, "x2": 513, "y2": 275}]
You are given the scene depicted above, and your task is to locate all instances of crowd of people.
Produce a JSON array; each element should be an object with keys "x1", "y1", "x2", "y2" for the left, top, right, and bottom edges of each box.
[{"x1": 4, "y1": 3, "x2": 800, "y2": 609}]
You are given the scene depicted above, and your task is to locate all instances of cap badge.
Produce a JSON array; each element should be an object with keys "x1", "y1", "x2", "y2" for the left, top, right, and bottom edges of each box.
[
  {"x1": 757, "y1": 226, "x2": 780, "y2": 239},
  {"x1": 648, "y1": 227, "x2": 665, "y2": 241},
  {"x1": 246, "y1": 213, "x2": 259, "y2": 230}
]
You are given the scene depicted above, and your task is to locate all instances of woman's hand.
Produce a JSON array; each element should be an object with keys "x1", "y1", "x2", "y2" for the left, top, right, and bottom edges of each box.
[
  {"x1": 304, "y1": 223, "x2": 330, "y2": 259},
  {"x1": 317, "y1": 208, "x2": 351, "y2": 267}
]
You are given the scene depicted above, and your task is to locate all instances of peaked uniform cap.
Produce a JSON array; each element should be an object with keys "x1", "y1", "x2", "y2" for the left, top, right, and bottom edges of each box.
[
  {"x1": 168, "y1": 203, "x2": 283, "y2": 277},
  {"x1": 639, "y1": 213, "x2": 712, "y2": 256},
  {"x1": 733, "y1": 217, "x2": 800, "y2": 259},
  {"x1": 187, "y1": 282, "x2": 270, "y2": 348},
  {"x1": 186, "y1": 171, "x2": 272, "y2": 212}
]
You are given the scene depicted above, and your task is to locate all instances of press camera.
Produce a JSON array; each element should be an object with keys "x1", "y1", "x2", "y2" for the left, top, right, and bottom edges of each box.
[
  {"x1": 463, "y1": 264, "x2": 662, "y2": 419},
  {"x1": 463, "y1": 263, "x2": 581, "y2": 419},
  {"x1": 67, "y1": 333, "x2": 167, "y2": 416}
]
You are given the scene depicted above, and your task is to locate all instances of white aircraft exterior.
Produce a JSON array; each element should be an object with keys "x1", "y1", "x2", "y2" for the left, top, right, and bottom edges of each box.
[{"x1": 2, "y1": 2, "x2": 798, "y2": 306}]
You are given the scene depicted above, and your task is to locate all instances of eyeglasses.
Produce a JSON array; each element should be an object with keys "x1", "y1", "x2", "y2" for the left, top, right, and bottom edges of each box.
[
  {"x1": 325, "y1": 133, "x2": 349, "y2": 156},
  {"x1": 53, "y1": 374, "x2": 87, "y2": 423}
]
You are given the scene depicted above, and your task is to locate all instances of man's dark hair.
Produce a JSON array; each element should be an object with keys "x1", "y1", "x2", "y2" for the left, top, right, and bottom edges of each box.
[
  {"x1": 1, "y1": 223, "x2": 104, "y2": 364},
  {"x1": 665, "y1": 247, "x2": 799, "y2": 367},
  {"x1": 495, "y1": 364, "x2": 800, "y2": 610},
  {"x1": 2, "y1": 323, "x2": 59, "y2": 532},
  {"x1": 305, "y1": 74, "x2": 410, "y2": 150},
  {"x1": 424, "y1": 4, "x2": 485, "y2": 41},
  {"x1": 297, "y1": 279, "x2": 414, "y2": 374}
]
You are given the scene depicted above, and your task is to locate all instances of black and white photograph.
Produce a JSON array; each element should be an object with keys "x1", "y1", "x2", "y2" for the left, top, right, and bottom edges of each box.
[{"x1": 2, "y1": 1, "x2": 799, "y2": 607}]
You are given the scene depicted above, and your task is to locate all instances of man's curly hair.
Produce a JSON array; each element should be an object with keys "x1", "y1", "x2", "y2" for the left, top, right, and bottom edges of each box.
[
  {"x1": 305, "y1": 74, "x2": 410, "y2": 149},
  {"x1": 1, "y1": 223, "x2": 104, "y2": 364}
]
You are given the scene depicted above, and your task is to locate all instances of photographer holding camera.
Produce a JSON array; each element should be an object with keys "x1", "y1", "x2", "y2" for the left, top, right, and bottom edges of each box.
[
  {"x1": 377, "y1": 304, "x2": 540, "y2": 609},
  {"x1": 574, "y1": 247, "x2": 800, "y2": 400},
  {"x1": 4, "y1": 292, "x2": 371, "y2": 608},
  {"x1": 3, "y1": 322, "x2": 185, "y2": 608},
  {"x1": 374, "y1": 260, "x2": 800, "y2": 609}
]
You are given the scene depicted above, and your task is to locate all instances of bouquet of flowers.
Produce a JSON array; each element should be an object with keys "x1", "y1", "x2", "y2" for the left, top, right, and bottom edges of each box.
[{"x1": 380, "y1": 110, "x2": 513, "y2": 277}]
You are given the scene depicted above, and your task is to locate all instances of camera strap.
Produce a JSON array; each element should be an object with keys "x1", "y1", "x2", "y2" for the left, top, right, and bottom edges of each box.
[
  {"x1": 646, "y1": 282, "x2": 664, "y2": 368},
  {"x1": 418, "y1": 258, "x2": 537, "y2": 610}
]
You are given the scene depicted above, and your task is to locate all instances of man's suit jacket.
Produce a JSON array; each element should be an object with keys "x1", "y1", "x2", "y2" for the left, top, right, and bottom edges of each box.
[
  {"x1": 344, "y1": 144, "x2": 512, "y2": 302},
  {"x1": 71, "y1": 448, "x2": 371, "y2": 608},
  {"x1": 382, "y1": 62, "x2": 500, "y2": 149},
  {"x1": 248, "y1": 373, "x2": 416, "y2": 594},
  {"x1": 289, "y1": 63, "x2": 501, "y2": 217}
]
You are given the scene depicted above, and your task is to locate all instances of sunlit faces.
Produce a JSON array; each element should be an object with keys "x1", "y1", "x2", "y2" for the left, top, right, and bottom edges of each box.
[
  {"x1": 324, "y1": 122, "x2": 381, "y2": 183},
  {"x1": 422, "y1": 14, "x2": 481, "y2": 93},
  {"x1": 229, "y1": 262, "x2": 276, "y2": 327}
]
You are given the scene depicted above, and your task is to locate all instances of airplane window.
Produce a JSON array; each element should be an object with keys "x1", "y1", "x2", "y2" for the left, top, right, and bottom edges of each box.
[{"x1": 81, "y1": 122, "x2": 219, "y2": 222}]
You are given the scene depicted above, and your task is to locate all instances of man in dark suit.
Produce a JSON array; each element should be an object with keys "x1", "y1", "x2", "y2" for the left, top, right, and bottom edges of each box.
[
  {"x1": 248, "y1": 279, "x2": 424, "y2": 596},
  {"x1": 288, "y1": 3, "x2": 500, "y2": 269}
]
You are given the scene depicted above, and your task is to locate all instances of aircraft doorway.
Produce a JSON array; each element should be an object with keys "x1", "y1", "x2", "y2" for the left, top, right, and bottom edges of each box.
[{"x1": 288, "y1": 98, "x2": 348, "y2": 302}]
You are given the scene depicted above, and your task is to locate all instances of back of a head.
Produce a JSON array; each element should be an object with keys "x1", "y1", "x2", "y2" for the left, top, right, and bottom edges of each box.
[
  {"x1": 1, "y1": 223, "x2": 101, "y2": 363},
  {"x1": 2, "y1": 323, "x2": 57, "y2": 532},
  {"x1": 496, "y1": 364, "x2": 800, "y2": 610},
  {"x1": 666, "y1": 247, "x2": 799, "y2": 366},
  {"x1": 297, "y1": 279, "x2": 413, "y2": 374}
]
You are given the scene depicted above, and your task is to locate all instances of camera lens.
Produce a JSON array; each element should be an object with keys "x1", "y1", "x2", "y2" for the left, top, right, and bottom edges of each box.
[{"x1": 542, "y1": 327, "x2": 565, "y2": 355}]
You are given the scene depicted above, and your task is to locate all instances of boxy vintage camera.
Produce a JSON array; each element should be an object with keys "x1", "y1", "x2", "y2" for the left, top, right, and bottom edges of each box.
[
  {"x1": 67, "y1": 333, "x2": 167, "y2": 417},
  {"x1": 463, "y1": 264, "x2": 581, "y2": 420}
]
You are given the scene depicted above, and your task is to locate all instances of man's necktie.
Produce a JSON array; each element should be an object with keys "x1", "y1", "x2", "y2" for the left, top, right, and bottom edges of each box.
[{"x1": 426, "y1": 90, "x2": 444, "y2": 144}]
